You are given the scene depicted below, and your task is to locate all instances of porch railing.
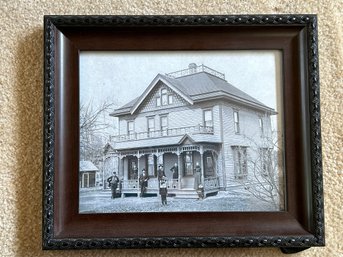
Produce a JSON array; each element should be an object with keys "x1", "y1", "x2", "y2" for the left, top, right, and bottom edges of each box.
[
  {"x1": 204, "y1": 176, "x2": 220, "y2": 190},
  {"x1": 121, "y1": 179, "x2": 180, "y2": 191},
  {"x1": 111, "y1": 125, "x2": 214, "y2": 142}
]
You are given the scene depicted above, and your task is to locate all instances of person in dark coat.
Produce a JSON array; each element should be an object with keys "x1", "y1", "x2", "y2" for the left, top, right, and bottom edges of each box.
[
  {"x1": 170, "y1": 163, "x2": 178, "y2": 179},
  {"x1": 107, "y1": 172, "x2": 119, "y2": 199},
  {"x1": 159, "y1": 176, "x2": 168, "y2": 205},
  {"x1": 157, "y1": 164, "x2": 166, "y2": 182},
  {"x1": 139, "y1": 168, "x2": 149, "y2": 197}
]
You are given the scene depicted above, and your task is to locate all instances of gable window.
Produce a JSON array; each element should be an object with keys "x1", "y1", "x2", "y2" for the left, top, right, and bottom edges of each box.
[
  {"x1": 168, "y1": 95, "x2": 173, "y2": 105},
  {"x1": 232, "y1": 146, "x2": 248, "y2": 179},
  {"x1": 160, "y1": 115, "x2": 168, "y2": 136},
  {"x1": 203, "y1": 109, "x2": 213, "y2": 127},
  {"x1": 156, "y1": 96, "x2": 161, "y2": 107},
  {"x1": 161, "y1": 89, "x2": 168, "y2": 105},
  {"x1": 147, "y1": 117, "x2": 155, "y2": 137},
  {"x1": 127, "y1": 120, "x2": 135, "y2": 139},
  {"x1": 259, "y1": 116, "x2": 264, "y2": 135},
  {"x1": 233, "y1": 110, "x2": 240, "y2": 134}
]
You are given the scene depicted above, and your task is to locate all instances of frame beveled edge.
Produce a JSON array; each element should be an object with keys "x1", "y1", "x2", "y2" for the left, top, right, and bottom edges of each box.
[{"x1": 42, "y1": 14, "x2": 324, "y2": 250}]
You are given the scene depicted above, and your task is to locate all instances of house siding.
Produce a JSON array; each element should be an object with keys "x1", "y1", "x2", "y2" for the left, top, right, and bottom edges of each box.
[
  {"x1": 137, "y1": 81, "x2": 188, "y2": 114},
  {"x1": 221, "y1": 102, "x2": 273, "y2": 188},
  {"x1": 118, "y1": 102, "x2": 222, "y2": 141}
]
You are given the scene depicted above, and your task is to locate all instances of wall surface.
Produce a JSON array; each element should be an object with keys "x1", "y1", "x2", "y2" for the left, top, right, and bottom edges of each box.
[{"x1": 0, "y1": 1, "x2": 342, "y2": 256}]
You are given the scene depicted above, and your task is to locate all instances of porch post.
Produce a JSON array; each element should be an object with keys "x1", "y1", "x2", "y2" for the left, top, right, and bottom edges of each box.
[
  {"x1": 177, "y1": 152, "x2": 182, "y2": 189},
  {"x1": 200, "y1": 146, "x2": 205, "y2": 187},
  {"x1": 137, "y1": 153, "x2": 141, "y2": 196}
]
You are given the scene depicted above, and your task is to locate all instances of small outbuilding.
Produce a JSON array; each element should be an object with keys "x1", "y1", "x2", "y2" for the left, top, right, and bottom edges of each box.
[{"x1": 79, "y1": 161, "x2": 99, "y2": 188}]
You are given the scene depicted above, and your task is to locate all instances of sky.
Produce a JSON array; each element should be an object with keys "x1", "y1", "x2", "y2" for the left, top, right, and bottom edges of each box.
[{"x1": 80, "y1": 50, "x2": 283, "y2": 132}]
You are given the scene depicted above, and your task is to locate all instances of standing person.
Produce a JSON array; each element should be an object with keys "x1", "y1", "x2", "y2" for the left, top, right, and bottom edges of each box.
[
  {"x1": 139, "y1": 168, "x2": 149, "y2": 197},
  {"x1": 107, "y1": 172, "x2": 119, "y2": 199},
  {"x1": 157, "y1": 164, "x2": 166, "y2": 182},
  {"x1": 170, "y1": 163, "x2": 178, "y2": 179},
  {"x1": 194, "y1": 162, "x2": 201, "y2": 190},
  {"x1": 159, "y1": 176, "x2": 168, "y2": 205},
  {"x1": 132, "y1": 164, "x2": 138, "y2": 179}
]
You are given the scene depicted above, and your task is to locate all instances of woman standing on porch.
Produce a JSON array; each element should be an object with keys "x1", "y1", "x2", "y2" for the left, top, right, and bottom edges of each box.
[{"x1": 194, "y1": 162, "x2": 201, "y2": 190}]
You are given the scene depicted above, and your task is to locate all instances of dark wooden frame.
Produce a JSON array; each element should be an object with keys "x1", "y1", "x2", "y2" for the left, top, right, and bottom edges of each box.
[{"x1": 43, "y1": 15, "x2": 324, "y2": 253}]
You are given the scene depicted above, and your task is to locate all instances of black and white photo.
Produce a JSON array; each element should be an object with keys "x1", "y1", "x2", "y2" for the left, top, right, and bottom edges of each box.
[{"x1": 79, "y1": 51, "x2": 285, "y2": 213}]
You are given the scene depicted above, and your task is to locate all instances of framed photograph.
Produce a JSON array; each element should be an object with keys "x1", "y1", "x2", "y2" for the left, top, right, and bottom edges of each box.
[{"x1": 43, "y1": 15, "x2": 324, "y2": 252}]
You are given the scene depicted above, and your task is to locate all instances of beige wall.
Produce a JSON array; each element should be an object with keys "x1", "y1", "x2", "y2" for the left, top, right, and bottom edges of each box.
[{"x1": 0, "y1": 1, "x2": 342, "y2": 257}]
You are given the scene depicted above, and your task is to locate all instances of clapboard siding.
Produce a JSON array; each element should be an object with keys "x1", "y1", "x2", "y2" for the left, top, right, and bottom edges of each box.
[
  {"x1": 221, "y1": 103, "x2": 274, "y2": 188},
  {"x1": 118, "y1": 102, "x2": 222, "y2": 138}
]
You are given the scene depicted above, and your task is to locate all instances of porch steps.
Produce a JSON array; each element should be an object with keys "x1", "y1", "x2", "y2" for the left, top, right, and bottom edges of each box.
[{"x1": 174, "y1": 189, "x2": 199, "y2": 199}]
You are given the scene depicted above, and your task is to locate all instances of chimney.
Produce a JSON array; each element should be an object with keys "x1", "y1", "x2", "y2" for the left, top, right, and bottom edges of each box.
[{"x1": 188, "y1": 63, "x2": 197, "y2": 73}]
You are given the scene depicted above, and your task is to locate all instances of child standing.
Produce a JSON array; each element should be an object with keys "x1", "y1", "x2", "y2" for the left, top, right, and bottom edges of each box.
[{"x1": 159, "y1": 176, "x2": 168, "y2": 205}]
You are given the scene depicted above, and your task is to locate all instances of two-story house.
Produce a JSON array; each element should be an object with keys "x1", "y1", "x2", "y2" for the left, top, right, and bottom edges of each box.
[{"x1": 104, "y1": 63, "x2": 276, "y2": 198}]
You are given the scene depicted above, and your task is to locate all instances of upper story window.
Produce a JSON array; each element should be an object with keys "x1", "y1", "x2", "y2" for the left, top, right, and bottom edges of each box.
[
  {"x1": 147, "y1": 117, "x2": 155, "y2": 137},
  {"x1": 127, "y1": 120, "x2": 135, "y2": 139},
  {"x1": 233, "y1": 110, "x2": 240, "y2": 134},
  {"x1": 160, "y1": 115, "x2": 168, "y2": 136},
  {"x1": 156, "y1": 88, "x2": 173, "y2": 107},
  {"x1": 161, "y1": 89, "x2": 168, "y2": 105},
  {"x1": 259, "y1": 116, "x2": 264, "y2": 135},
  {"x1": 156, "y1": 96, "x2": 161, "y2": 107},
  {"x1": 203, "y1": 109, "x2": 213, "y2": 127}
]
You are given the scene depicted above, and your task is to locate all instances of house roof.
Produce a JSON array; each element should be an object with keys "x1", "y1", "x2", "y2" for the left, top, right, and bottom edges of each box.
[
  {"x1": 111, "y1": 70, "x2": 275, "y2": 116},
  {"x1": 80, "y1": 161, "x2": 99, "y2": 172}
]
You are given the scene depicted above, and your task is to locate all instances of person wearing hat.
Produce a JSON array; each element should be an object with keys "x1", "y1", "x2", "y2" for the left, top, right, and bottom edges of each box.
[
  {"x1": 139, "y1": 168, "x2": 149, "y2": 197},
  {"x1": 157, "y1": 164, "x2": 166, "y2": 182},
  {"x1": 159, "y1": 176, "x2": 168, "y2": 205},
  {"x1": 107, "y1": 172, "x2": 119, "y2": 199}
]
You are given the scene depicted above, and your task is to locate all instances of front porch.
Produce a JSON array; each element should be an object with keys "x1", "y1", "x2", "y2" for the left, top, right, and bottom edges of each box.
[
  {"x1": 118, "y1": 176, "x2": 220, "y2": 198},
  {"x1": 109, "y1": 144, "x2": 221, "y2": 198}
]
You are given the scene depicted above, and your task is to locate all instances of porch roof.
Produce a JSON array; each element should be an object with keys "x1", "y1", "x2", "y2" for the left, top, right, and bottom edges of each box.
[
  {"x1": 80, "y1": 161, "x2": 99, "y2": 172},
  {"x1": 112, "y1": 134, "x2": 222, "y2": 150}
]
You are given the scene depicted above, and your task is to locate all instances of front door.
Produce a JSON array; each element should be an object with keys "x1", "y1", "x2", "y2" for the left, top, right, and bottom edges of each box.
[
  {"x1": 184, "y1": 151, "x2": 193, "y2": 176},
  {"x1": 181, "y1": 151, "x2": 195, "y2": 189},
  {"x1": 128, "y1": 156, "x2": 138, "y2": 179}
]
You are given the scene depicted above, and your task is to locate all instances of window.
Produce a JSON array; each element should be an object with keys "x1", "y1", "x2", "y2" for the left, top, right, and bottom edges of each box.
[
  {"x1": 156, "y1": 88, "x2": 173, "y2": 106},
  {"x1": 127, "y1": 121, "x2": 135, "y2": 139},
  {"x1": 233, "y1": 110, "x2": 240, "y2": 133},
  {"x1": 232, "y1": 146, "x2": 248, "y2": 179},
  {"x1": 156, "y1": 96, "x2": 161, "y2": 107},
  {"x1": 161, "y1": 89, "x2": 168, "y2": 105},
  {"x1": 259, "y1": 117, "x2": 264, "y2": 135},
  {"x1": 203, "y1": 109, "x2": 213, "y2": 127},
  {"x1": 147, "y1": 117, "x2": 155, "y2": 137},
  {"x1": 204, "y1": 153, "x2": 215, "y2": 177},
  {"x1": 160, "y1": 115, "x2": 168, "y2": 136},
  {"x1": 260, "y1": 148, "x2": 272, "y2": 176}
]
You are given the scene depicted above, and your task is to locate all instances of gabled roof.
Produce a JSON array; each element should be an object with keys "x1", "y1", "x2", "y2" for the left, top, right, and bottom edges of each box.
[
  {"x1": 110, "y1": 71, "x2": 275, "y2": 117},
  {"x1": 80, "y1": 161, "x2": 99, "y2": 172}
]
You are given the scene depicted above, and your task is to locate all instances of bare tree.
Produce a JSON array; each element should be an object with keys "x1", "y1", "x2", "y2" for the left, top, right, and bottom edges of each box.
[
  {"x1": 240, "y1": 130, "x2": 285, "y2": 210},
  {"x1": 80, "y1": 99, "x2": 116, "y2": 162}
]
